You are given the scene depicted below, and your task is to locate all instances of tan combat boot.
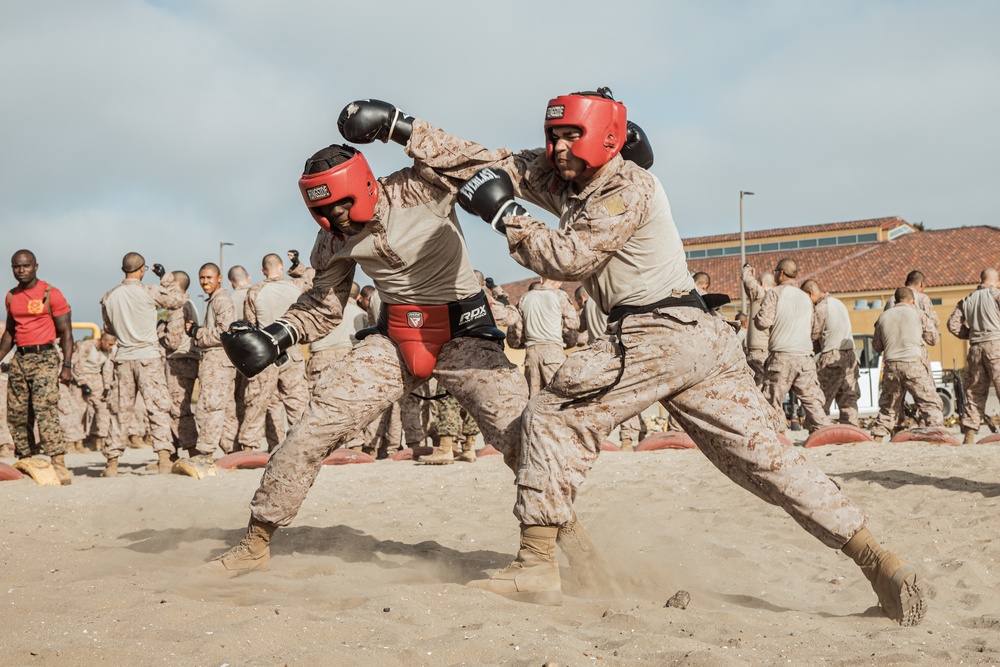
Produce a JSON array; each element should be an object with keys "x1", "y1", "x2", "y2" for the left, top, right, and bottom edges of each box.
[
  {"x1": 468, "y1": 525, "x2": 562, "y2": 605},
  {"x1": 101, "y1": 457, "x2": 119, "y2": 478},
  {"x1": 962, "y1": 427, "x2": 978, "y2": 445},
  {"x1": 202, "y1": 519, "x2": 277, "y2": 578},
  {"x1": 457, "y1": 438, "x2": 477, "y2": 463},
  {"x1": 146, "y1": 449, "x2": 174, "y2": 474},
  {"x1": 620, "y1": 437, "x2": 634, "y2": 452},
  {"x1": 420, "y1": 436, "x2": 456, "y2": 465},
  {"x1": 842, "y1": 526, "x2": 926, "y2": 626},
  {"x1": 51, "y1": 454, "x2": 73, "y2": 486}
]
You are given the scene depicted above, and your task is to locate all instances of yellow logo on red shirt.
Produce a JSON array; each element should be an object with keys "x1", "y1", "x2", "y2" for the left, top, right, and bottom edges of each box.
[{"x1": 26, "y1": 299, "x2": 45, "y2": 315}]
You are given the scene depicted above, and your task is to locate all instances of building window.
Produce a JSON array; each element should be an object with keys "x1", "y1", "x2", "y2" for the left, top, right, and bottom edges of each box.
[
  {"x1": 760, "y1": 242, "x2": 779, "y2": 252},
  {"x1": 687, "y1": 249, "x2": 706, "y2": 259},
  {"x1": 818, "y1": 237, "x2": 837, "y2": 246},
  {"x1": 745, "y1": 244, "x2": 760, "y2": 253},
  {"x1": 799, "y1": 238, "x2": 817, "y2": 248},
  {"x1": 857, "y1": 233, "x2": 878, "y2": 243},
  {"x1": 931, "y1": 298, "x2": 942, "y2": 306},
  {"x1": 779, "y1": 241, "x2": 797, "y2": 250},
  {"x1": 724, "y1": 246, "x2": 741, "y2": 255},
  {"x1": 836, "y1": 235, "x2": 857, "y2": 245},
  {"x1": 706, "y1": 248, "x2": 724, "y2": 257},
  {"x1": 888, "y1": 225, "x2": 914, "y2": 240}
]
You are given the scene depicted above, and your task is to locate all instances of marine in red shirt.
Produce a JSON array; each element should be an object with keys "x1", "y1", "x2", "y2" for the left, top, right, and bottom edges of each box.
[{"x1": 0, "y1": 249, "x2": 75, "y2": 484}]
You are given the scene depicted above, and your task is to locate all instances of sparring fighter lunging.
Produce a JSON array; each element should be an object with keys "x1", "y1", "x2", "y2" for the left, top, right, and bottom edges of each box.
[
  {"x1": 204, "y1": 136, "x2": 604, "y2": 583},
  {"x1": 338, "y1": 91, "x2": 926, "y2": 625}
]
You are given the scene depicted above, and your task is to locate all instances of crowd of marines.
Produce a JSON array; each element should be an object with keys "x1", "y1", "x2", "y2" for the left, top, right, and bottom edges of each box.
[{"x1": 4, "y1": 86, "x2": 1000, "y2": 629}]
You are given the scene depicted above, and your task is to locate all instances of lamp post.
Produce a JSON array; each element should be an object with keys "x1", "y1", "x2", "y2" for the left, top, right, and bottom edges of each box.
[
  {"x1": 219, "y1": 242, "x2": 234, "y2": 278},
  {"x1": 739, "y1": 191, "x2": 754, "y2": 316}
]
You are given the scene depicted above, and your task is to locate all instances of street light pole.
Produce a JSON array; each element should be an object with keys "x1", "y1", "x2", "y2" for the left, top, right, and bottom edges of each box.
[
  {"x1": 219, "y1": 242, "x2": 234, "y2": 278},
  {"x1": 739, "y1": 191, "x2": 754, "y2": 315}
]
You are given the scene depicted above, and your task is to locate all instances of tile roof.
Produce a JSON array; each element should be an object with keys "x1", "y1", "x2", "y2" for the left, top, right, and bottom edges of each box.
[
  {"x1": 686, "y1": 226, "x2": 1000, "y2": 299},
  {"x1": 683, "y1": 216, "x2": 911, "y2": 246}
]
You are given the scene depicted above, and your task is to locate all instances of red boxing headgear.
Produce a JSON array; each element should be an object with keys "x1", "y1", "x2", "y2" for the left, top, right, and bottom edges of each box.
[
  {"x1": 544, "y1": 90, "x2": 627, "y2": 171},
  {"x1": 298, "y1": 146, "x2": 379, "y2": 230}
]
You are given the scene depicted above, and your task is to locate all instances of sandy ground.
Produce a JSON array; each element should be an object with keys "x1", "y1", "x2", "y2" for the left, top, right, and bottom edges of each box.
[{"x1": 3, "y1": 423, "x2": 1000, "y2": 667}]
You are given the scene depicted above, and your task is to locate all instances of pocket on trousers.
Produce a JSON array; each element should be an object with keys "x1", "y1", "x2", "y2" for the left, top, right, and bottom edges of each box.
[{"x1": 516, "y1": 466, "x2": 547, "y2": 492}]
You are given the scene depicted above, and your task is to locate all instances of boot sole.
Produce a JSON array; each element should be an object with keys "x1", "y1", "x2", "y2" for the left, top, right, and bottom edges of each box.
[{"x1": 882, "y1": 565, "x2": 926, "y2": 627}]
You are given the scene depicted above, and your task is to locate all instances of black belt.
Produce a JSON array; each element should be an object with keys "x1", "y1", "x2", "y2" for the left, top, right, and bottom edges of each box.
[
  {"x1": 16, "y1": 343, "x2": 55, "y2": 355},
  {"x1": 562, "y1": 290, "x2": 730, "y2": 409}
]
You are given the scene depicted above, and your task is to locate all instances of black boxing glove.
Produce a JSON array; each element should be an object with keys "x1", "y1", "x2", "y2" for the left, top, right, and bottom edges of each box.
[
  {"x1": 221, "y1": 319, "x2": 299, "y2": 378},
  {"x1": 186, "y1": 322, "x2": 200, "y2": 339},
  {"x1": 79, "y1": 383, "x2": 92, "y2": 397},
  {"x1": 287, "y1": 249, "x2": 300, "y2": 270},
  {"x1": 484, "y1": 277, "x2": 496, "y2": 289},
  {"x1": 457, "y1": 168, "x2": 526, "y2": 236},
  {"x1": 151, "y1": 263, "x2": 166, "y2": 278},
  {"x1": 621, "y1": 121, "x2": 654, "y2": 169},
  {"x1": 338, "y1": 99, "x2": 414, "y2": 145}
]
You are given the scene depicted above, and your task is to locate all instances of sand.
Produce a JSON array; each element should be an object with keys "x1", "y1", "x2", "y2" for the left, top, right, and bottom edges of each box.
[{"x1": 3, "y1": 430, "x2": 1000, "y2": 666}]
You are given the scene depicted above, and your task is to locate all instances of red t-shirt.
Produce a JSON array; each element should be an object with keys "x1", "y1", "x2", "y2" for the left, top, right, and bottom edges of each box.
[{"x1": 5, "y1": 281, "x2": 71, "y2": 346}]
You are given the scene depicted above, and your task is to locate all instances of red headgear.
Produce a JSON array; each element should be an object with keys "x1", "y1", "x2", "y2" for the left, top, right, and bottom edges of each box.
[
  {"x1": 544, "y1": 90, "x2": 627, "y2": 171},
  {"x1": 298, "y1": 146, "x2": 379, "y2": 230}
]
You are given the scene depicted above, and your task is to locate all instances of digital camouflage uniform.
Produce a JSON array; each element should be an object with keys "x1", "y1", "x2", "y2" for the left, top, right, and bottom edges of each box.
[
  {"x1": 435, "y1": 392, "x2": 480, "y2": 440},
  {"x1": 8, "y1": 347, "x2": 65, "y2": 457},
  {"x1": 101, "y1": 273, "x2": 183, "y2": 460},
  {"x1": 742, "y1": 266, "x2": 771, "y2": 390},
  {"x1": 193, "y1": 287, "x2": 238, "y2": 455},
  {"x1": 871, "y1": 303, "x2": 943, "y2": 437},
  {"x1": 161, "y1": 299, "x2": 200, "y2": 451},
  {"x1": 509, "y1": 285, "x2": 579, "y2": 397},
  {"x1": 240, "y1": 275, "x2": 311, "y2": 451},
  {"x1": 248, "y1": 138, "x2": 528, "y2": 527},
  {"x1": 756, "y1": 282, "x2": 832, "y2": 433},
  {"x1": 414, "y1": 122, "x2": 866, "y2": 549},
  {"x1": 812, "y1": 294, "x2": 861, "y2": 426},
  {"x1": 0, "y1": 350, "x2": 12, "y2": 448},
  {"x1": 883, "y1": 291, "x2": 941, "y2": 426},
  {"x1": 948, "y1": 284, "x2": 1000, "y2": 432}
]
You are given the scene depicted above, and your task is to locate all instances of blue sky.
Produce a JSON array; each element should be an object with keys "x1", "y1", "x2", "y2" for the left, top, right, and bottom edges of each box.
[{"x1": 1, "y1": 1, "x2": 997, "y2": 326}]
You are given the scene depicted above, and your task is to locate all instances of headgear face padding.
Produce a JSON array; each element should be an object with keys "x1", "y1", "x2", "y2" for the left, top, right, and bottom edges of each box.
[
  {"x1": 544, "y1": 88, "x2": 627, "y2": 171},
  {"x1": 298, "y1": 146, "x2": 379, "y2": 230}
]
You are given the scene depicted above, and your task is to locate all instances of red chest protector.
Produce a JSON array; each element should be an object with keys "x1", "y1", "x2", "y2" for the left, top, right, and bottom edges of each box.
[{"x1": 357, "y1": 291, "x2": 504, "y2": 380}]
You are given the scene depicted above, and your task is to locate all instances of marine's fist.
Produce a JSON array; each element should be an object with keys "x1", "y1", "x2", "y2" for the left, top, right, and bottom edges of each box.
[
  {"x1": 338, "y1": 99, "x2": 413, "y2": 145},
  {"x1": 221, "y1": 319, "x2": 299, "y2": 378},
  {"x1": 151, "y1": 263, "x2": 166, "y2": 278},
  {"x1": 287, "y1": 249, "x2": 300, "y2": 270},
  {"x1": 621, "y1": 121, "x2": 654, "y2": 169},
  {"x1": 458, "y1": 168, "x2": 526, "y2": 236}
]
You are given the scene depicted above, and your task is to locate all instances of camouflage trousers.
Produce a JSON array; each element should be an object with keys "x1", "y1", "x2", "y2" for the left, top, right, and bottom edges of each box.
[
  {"x1": 77, "y1": 371, "x2": 109, "y2": 438},
  {"x1": 238, "y1": 354, "x2": 309, "y2": 452},
  {"x1": 165, "y1": 357, "x2": 199, "y2": 451},
  {"x1": 524, "y1": 343, "x2": 567, "y2": 397},
  {"x1": 307, "y1": 348, "x2": 367, "y2": 451},
  {"x1": 58, "y1": 382, "x2": 88, "y2": 442},
  {"x1": 194, "y1": 350, "x2": 237, "y2": 456},
  {"x1": 250, "y1": 335, "x2": 528, "y2": 526},
  {"x1": 7, "y1": 348, "x2": 65, "y2": 457},
  {"x1": 436, "y1": 393, "x2": 480, "y2": 438},
  {"x1": 746, "y1": 347, "x2": 768, "y2": 390},
  {"x1": 960, "y1": 339, "x2": 1000, "y2": 431},
  {"x1": 817, "y1": 348, "x2": 861, "y2": 427},
  {"x1": 514, "y1": 308, "x2": 866, "y2": 549},
  {"x1": 107, "y1": 357, "x2": 173, "y2": 458},
  {"x1": 764, "y1": 353, "x2": 833, "y2": 433},
  {"x1": 871, "y1": 360, "x2": 944, "y2": 437},
  {"x1": 0, "y1": 372, "x2": 11, "y2": 446},
  {"x1": 618, "y1": 413, "x2": 647, "y2": 444}
]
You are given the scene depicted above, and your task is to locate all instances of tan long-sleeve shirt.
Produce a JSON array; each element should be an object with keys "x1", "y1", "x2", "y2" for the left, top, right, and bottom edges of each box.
[
  {"x1": 874, "y1": 302, "x2": 939, "y2": 362},
  {"x1": 101, "y1": 274, "x2": 184, "y2": 361},
  {"x1": 948, "y1": 284, "x2": 1000, "y2": 344},
  {"x1": 754, "y1": 282, "x2": 813, "y2": 356}
]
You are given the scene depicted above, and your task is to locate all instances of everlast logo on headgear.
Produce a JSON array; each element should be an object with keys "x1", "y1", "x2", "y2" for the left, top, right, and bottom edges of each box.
[
  {"x1": 306, "y1": 184, "x2": 330, "y2": 202},
  {"x1": 459, "y1": 168, "x2": 500, "y2": 200},
  {"x1": 546, "y1": 105, "x2": 565, "y2": 120},
  {"x1": 406, "y1": 311, "x2": 424, "y2": 328}
]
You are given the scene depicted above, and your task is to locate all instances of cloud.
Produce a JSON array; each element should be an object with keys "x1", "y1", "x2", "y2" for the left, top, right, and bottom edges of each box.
[{"x1": 1, "y1": 1, "x2": 997, "y2": 327}]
